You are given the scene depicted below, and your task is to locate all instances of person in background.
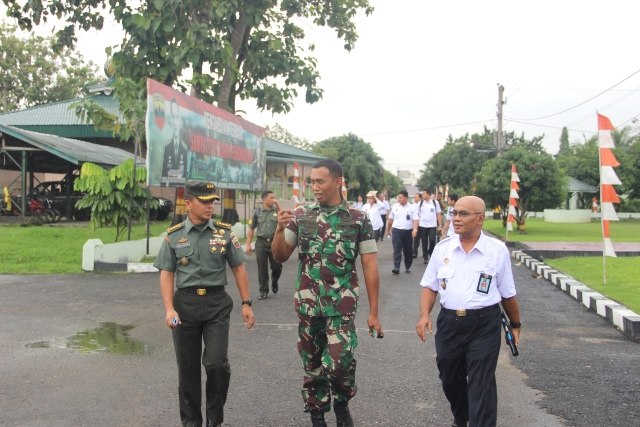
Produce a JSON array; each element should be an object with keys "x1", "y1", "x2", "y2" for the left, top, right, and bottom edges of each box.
[
  {"x1": 362, "y1": 190, "x2": 384, "y2": 246},
  {"x1": 412, "y1": 188, "x2": 442, "y2": 264},
  {"x1": 387, "y1": 190, "x2": 415, "y2": 274},
  {"x1": 378, "y1": 191, "x2": 390, "y2": 241},
  {"x1": 353, "y1": 194, "x2": 364, "y2": 210},
  {"x1": 441, "y1": 193, "x2": 459, "y2": 239},
  {"x1": 246, "y1": 190, "x2": 283, "y2": 300}
]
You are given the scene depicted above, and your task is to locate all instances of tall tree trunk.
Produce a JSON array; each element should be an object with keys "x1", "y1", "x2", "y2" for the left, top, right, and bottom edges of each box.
[{"x1": 217, "y1": 11, "x2": 250, "y2": 112}]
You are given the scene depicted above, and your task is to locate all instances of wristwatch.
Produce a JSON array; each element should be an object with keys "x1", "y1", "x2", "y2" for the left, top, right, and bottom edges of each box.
[
  {"x1": 241, "y1": 299, "x2": 252, "y2": 307},
  {"x1": 509, "y1": 320, "x2": 521, "y2": 329}
]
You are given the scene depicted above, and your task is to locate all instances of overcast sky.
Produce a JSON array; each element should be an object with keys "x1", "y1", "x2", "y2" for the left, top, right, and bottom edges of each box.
[{"x1": 10, "y1": 0, "x2": 640, "y2": 176}]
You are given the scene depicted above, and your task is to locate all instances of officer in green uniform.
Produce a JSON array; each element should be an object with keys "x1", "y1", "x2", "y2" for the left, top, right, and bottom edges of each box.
[
  {"x1": 246, "y1": 190, "x2": 283, "y2": 300},
  {"x1": 272, "y1": 159, "x2": 384, "y2": 427},
  {"x1": 154, "y1": 181, "x2": 255, "y2": 427}
]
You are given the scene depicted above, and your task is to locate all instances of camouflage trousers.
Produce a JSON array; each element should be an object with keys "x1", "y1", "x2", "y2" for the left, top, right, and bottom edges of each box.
[{"x1": 297, "y1": 313, "x2": 358, "y2": 412}]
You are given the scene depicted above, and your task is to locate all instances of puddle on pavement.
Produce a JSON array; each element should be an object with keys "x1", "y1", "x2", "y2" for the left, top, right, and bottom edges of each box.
[{"x1": 25, "y1": 322, "x2": 147, "y2": 354}]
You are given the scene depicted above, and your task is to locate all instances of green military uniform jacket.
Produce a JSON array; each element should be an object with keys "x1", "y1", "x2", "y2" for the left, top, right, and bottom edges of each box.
[
  {"x1": 284, "y1": 200, "x2": 377, "y2": 317},
  {"x1": 154, "y1": 216, "x2": 246, "y2": 288},
  {"x1": 249, "y1": 205, "x2": 279, "y2": 240}
]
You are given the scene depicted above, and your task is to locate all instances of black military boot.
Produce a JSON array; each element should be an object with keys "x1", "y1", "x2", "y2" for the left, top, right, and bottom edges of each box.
[
  {"x1": 334, "y1": 401, "x2": 354, "y2": 427},
  {"x1": 310, "y1": 410, "x2": 327, "y2": 427},
  {"x1": 452, "y1": 419, "x2": 467, "y2": 427}
]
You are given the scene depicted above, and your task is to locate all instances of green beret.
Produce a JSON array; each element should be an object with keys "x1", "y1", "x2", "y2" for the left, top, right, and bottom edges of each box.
[{"x1": 185, "y1": 181, "x2": 220, "y2": 201}]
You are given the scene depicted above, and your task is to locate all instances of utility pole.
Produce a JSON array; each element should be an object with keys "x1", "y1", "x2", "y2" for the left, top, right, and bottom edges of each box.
[{"x1": 497, "y1": 84, "x2": 504, "y2": 155}]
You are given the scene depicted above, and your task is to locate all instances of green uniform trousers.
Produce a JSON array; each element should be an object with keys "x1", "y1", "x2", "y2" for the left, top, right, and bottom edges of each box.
[
  {"x1": 297, "y1": 313, "x2": 358, "y2": 412},
  {"x1": 172, "y1": 288, "x2": 233, "y2": 427},
  {"x1": 255, "y1": 237, "x2": 282, "y2": 294}
]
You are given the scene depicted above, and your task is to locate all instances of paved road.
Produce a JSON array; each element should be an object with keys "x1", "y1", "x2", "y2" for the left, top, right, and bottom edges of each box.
[{"x1": 1, "y1": 237, "x2": 639, "y2": 427}]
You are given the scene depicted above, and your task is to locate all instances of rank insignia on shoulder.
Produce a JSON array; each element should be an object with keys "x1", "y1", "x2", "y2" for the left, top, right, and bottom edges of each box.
[
  {"x1": 167, "y1": 223, "x2": 184, "y2": 234},
  {"x1": 215, "y1": 221, "x2": 231, "y2": 229}
]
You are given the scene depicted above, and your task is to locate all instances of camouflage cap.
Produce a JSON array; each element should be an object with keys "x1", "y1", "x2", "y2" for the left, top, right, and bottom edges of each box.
[{"x1": 185, "y1": 181, "x2": 220, "y2": 201}]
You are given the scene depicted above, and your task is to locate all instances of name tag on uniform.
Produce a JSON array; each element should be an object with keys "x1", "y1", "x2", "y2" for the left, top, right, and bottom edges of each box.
[
  {"x1": 477, "y1": 273, "x2": 492, "y2": 294},
  {"x1": 176, "y1": 242, "x2": 191, "y2": 249}
]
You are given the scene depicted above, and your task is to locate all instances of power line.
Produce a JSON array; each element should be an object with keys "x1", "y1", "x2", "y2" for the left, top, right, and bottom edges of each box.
[
  {"x1": 505, "y1": 119, "x2": 595, "y2": 134},
  {"x1": 358, "y1": 119, "x2": 494, "y2": 137},
  {"x1": 505, "y1": 67, "x2": 640, "y2": 121}
]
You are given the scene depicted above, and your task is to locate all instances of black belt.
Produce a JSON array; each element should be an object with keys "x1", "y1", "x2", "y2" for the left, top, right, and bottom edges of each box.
[
  {"x1": 257, "y1": 236, "x2": 274, "y2": 242},
  {"x1": 440, "y1": 303, "x2": 499, "y2": 317},
  {"x1": 179, "y1": 286, "x2": 225, "y2": 296}
]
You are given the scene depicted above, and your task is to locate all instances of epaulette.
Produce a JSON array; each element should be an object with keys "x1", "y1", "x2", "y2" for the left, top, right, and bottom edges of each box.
[
  {"x1": 215, "y1": 221, "x2": 231, "y2": 229},
  {"x1": 166, "y1": 223, "x2": 184, "y2": 234}
]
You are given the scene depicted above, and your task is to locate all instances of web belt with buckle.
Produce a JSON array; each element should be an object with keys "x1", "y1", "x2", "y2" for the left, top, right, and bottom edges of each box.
[{"x1": 440, "y1": 304, "x2": 499, "y2": 317}]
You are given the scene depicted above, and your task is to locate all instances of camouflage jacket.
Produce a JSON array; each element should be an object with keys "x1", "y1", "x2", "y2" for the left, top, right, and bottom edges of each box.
[{"x1": 284, "y1": 200, "x2": 377, "y2": 317}]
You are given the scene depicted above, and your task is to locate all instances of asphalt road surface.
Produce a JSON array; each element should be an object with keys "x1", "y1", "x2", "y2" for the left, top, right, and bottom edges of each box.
[{"x1": 1, "y1": 237, "x2": 639, "y2": 427}]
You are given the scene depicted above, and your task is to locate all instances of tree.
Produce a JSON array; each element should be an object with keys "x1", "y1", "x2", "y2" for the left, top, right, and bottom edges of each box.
[
  {"x1": 5, "y1": 0, "x2": 373, "y2": 115},
  {"x1": 265, "y1": 123, "x2": 313, "y2": 150},
  {"x1": 557, "y1": 126, "x2": 571, "y2": 157},
  {"x1": 476, "y1": 146, "x2": 566, "y2": 231},
  {"x1": 74, "y1": 160, "x2": 158, "y2": 242},
  {"x1": 0, "y1": 22, "x2": 103, "y2": 113},
  {"x1": 381, "y1": 170, "x2": 404, "y2": 198},
  {"x1": 417, "y1": 135, "x2": 488, "y2": 194},
  {"x1": 312, "y1": 133, "x2": 384, "y2": 200},
  {"x1": 555, "y1": 135, "x2": 600, "y2": 208}
]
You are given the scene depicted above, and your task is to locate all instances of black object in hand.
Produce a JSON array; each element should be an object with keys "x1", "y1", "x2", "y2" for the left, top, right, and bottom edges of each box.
[{"x1": 500, "y1": 312, "x2": 519, "y2": 356}]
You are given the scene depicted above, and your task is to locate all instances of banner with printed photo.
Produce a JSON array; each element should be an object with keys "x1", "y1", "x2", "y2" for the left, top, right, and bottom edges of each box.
[{"x1": 145, "y1": 78, "x2": 266, "y2": 190}]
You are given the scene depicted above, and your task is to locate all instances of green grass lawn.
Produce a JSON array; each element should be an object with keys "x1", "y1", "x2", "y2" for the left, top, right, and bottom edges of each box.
[
  {"x1": 483, "y1": 217, "x2": 640, "y2": 242},
  {"x1": 0, "y1": 219, "x2": 251, "y2": 274},
  {"x1": 0, "y1": 220, "x2": 172, "y2": 274},
  {"x1": 480, "y1": 217, "x2": 640, "y2": 314},
  {"x1": 545, "y1": 257, "x2": 640, "y2": 314}
]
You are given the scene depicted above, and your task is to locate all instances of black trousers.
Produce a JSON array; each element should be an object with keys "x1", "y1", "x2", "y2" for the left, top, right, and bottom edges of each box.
[
  {"x1": 391, "y1": 228, "x2": 413, "y2": 270},
  {"x1": 172, "y1": 289, "x2": 233, "y2": 427},
  {"x1": 435, "y1": 305, "x2": 501, "y2": 427},
  {"x1": 380, "y1": 214, "x2": 387, "y2": 237},
  {"x1": 412, "y1": 226, "x2": 437, "y2": 260},
  {"x1": 255, "y1": 237, "x2": 282, "y2": 294}
]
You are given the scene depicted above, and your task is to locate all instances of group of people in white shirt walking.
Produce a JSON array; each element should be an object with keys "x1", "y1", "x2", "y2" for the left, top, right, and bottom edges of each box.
[{"x1": 352, "y1": 188, "x2": 459, "y2": 274}]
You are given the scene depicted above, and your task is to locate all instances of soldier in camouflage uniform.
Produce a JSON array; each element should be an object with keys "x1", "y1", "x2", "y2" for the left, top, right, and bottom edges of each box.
[
  {"x1": 154, "y1": 181, "x2": 255, "y2": 427},
  {"x1": 272, "y1": 159, "x2": 384, "y2": 427}
]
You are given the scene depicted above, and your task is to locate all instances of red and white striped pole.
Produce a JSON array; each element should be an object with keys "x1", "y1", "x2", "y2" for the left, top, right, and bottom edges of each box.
[
  {"x1": 597, "y1": 113, "x2": 622, "y2": 283},
  {"x1": 292, "y1": 162, "x2": 300, "y2": 205},
  {"x1": 506, "y1": 163, "x2": 520, "y2": 239}
]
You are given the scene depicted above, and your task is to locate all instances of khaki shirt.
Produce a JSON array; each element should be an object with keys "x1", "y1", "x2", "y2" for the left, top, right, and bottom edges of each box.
[
  {"x1": 249, "y1": 205, "x2": 279, "y2": 239},
  {"x1": 154, "y1": 216, "x2": 246, "y2": 288}
]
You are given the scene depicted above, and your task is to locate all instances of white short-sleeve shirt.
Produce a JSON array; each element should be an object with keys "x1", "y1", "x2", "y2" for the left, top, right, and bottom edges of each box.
[
  {"x1": 379, "y1": 200, "x2": 390, "y2": 215},
  {"x1": 420, "y1": 232, "x2": 516, "y2": 310},
  {"x1": 445, "y1": 206, "x2": 456, "y2": 237},
  {"x1": 414, "y1": 199, "x2": 441, "y2": 228},
  {"x1": 389, "y1": 202, "x2": 415, "y2": 230},
  {"x1": 362, "y1": 201, "x2": 384, "y2": 231}
]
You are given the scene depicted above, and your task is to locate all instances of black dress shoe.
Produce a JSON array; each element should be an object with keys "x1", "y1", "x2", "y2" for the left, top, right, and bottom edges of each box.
[
  {"x1": 258, "y1": 293, "x2": 268, "y2": 300},
  {"x1": 391, "y1": 269, "x2": 399, "y2": 274},
  {"x1": 272, "y1": 282, "x2": 279, "y2": 293},
  {"x1": 405, "y1": 269, "x2": 411, "y2": 273},
  {"x1": 206, "y1": 421, "x2": 221, "y2": 427},
  {"x1": 423, "y1": 259, "x2": 428, "y2": 264},
  {"x1": 452, "y1": 419, "x2": 468, "y2": 427}
]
